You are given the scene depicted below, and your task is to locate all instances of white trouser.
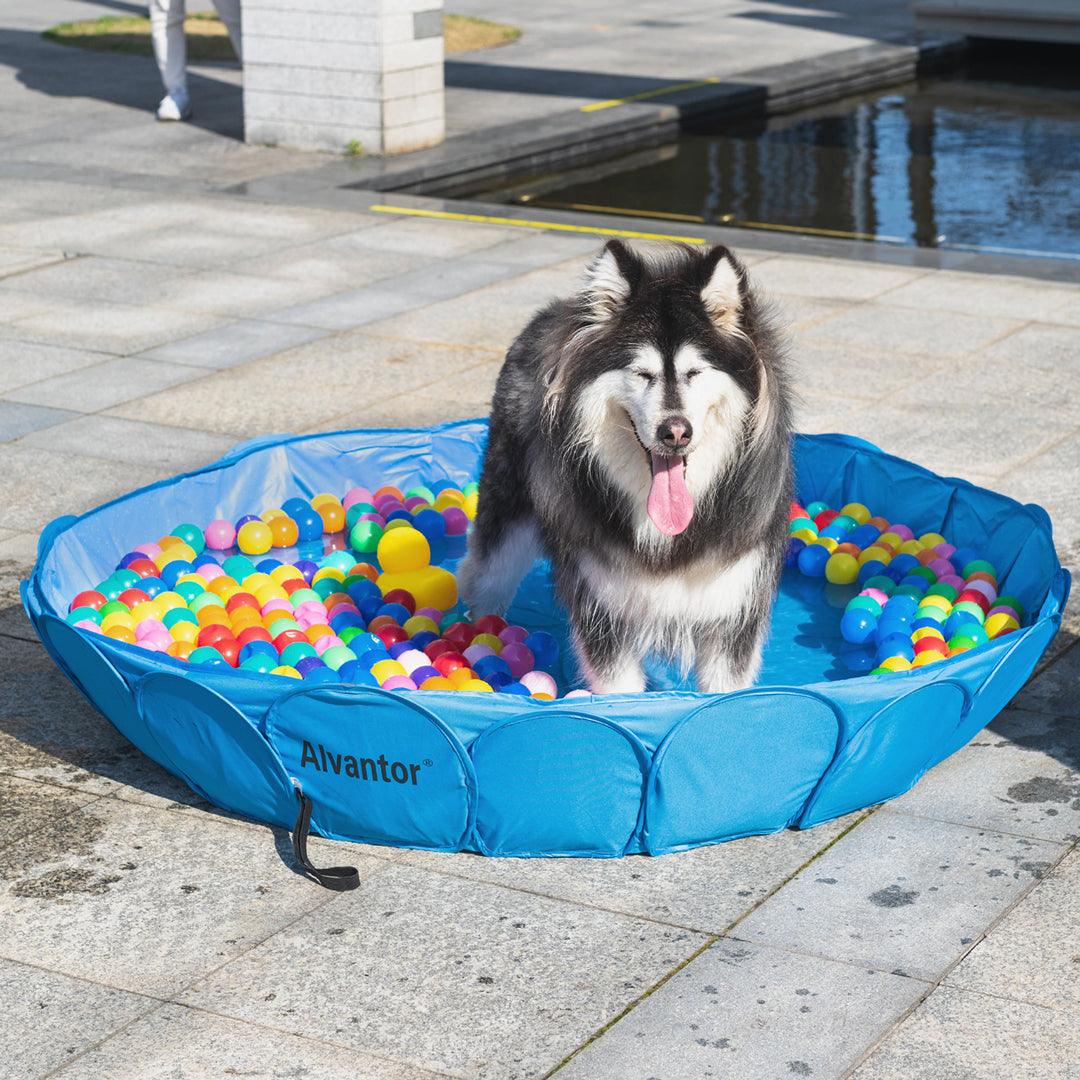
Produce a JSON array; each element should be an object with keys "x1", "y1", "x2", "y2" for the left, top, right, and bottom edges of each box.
[{"x1": 149, "y1": 0, "x2": 243, "y2": 97}]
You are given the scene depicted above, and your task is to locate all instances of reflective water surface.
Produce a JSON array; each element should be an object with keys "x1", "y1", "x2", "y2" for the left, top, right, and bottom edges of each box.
[{"x1": 481, "y1": 44, "x2": 1080, "y2": 259}]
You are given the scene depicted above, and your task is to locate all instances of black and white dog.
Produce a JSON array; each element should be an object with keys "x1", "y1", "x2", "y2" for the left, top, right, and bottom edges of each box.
[{"x1": 458, "y1": 240, "x2": 792, "y2": 694}]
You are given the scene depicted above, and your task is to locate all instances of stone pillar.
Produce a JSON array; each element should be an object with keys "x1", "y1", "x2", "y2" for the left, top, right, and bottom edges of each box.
[{"x1": 241, "y1": 0, "x2": 445, "y2": 156}]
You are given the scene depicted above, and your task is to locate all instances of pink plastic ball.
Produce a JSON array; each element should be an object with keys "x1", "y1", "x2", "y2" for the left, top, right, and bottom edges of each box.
[
  {"x1": 74, "y1": 619, "x2": 101, "y2": 634},
  {"x1": 342, "y1": 486, "x2": 373, "y2": 510},
  {"x1": 463, "y1": 643, "x2": 495, "y2": 665},
  {"x1": 500, "y1": 643, "x2": 535, "y2": 679},
  {"x1": 138, "y1": 639, "x2": 164, "y2": 653},
  {"x1": 197, "y1": 564, "x2": 225, "y2": 582},
  {"x1": 891, "y1": 524, "x2": 914, "y2": 541},
  {"x1": 499, "y1": 625, "x2": 529, "y2": 645},
  {"x1": 313, "y1": 635, "x2": 345, "y2": 655},
  {"x1": 563, "y1": 689, "x2": 592, "y2": 698},
  {"x1": 928, "y1": 559, "x2": 954, "y2": 578},
  {"x1": 134, "y1": 542, "x2": 162, "y2": 558},
  {"x1": 261, "y1": 598, "x2": 292, "y2": 616},
  {"x1": 357, "y1": 512, "x2": 385, "y2": 526},
  {"x1": 443, "y1": 507, "x2": 469, "y2": 535},
  {"x1": 381, "y1": 675, "x2": 417, "y2": 691},
  {"x1": 859, "y1": 587, "x2": 889, "y2": 608},
  {"x1": 416, "y1": 607, "x2": 443, "y2": 623},
  {"x1": 135, "y1": 618, "x2": 167, "y2": 638},
  {"x1": 935, "y1": 543, "x2": 957, "y2": 559},
  {"x1": 142, "y1": 629, "x2": 173, "y2": 650},
  {"x1": 205, "y1": 519, "x2": 236, "y2": 550},
  {"x1": 520, "y1": 670, "x2": 557, "y2": 697},
  {"x1": 404, "y1": 496, "x2": 429, "y2": 511}
]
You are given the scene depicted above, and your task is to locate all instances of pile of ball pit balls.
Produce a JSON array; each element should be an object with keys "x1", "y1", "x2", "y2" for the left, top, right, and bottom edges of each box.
[
  {"x1": 787, "y1": 500, "x2": 1023, "y2": 675},
  {"x1": 64, "y1": 482, "x2": 568, "y2": 700}
]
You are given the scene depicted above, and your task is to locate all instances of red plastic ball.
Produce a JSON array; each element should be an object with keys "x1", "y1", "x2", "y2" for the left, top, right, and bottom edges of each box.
[
  {"x1": 473, "y1": 614, "x2": 508, "y2": 636},
  {"x1": 118, "y1": 588, "x2": 151, "y2": 608},
  {"x1": 225, "y1": 591, "x2": 260, "y2": 614},
  {"x1": 958, "y1": 589, "x2": 991, "y2": 613},
  {"x1": 424, "y1": 638, "x2": 456, "y2": 661},
  {"x1": 281, "y1": 578, "x2": 308, "y2": 596},
  {"x1": 236, "y1": 626, "x2": 274, "y2": 647},
  {"x1": 442, "y1": 621, "x2": 476, "y2": 649},
  {"x1": 197, "y1": 624, "x2": 234, "y2": 648},
  {"x1": 913, "y1": 636, "x2": 948, "y2": 656},
  {"x1": 273, "y1": 629, "x2": 309, "y2": 651},
  {"x1": 382, "y1": 588, "x2": 416, "y2": 614},
  {"x1": 813, "y1": 509, "x2": 839, "y2": 529},
  {"x1": 216, "y1": 638, "x2": 241, "y2": 667},
  {"x1": 70, "y1": 590, "x2": 107, "y2": 612},
  {"x1": 376, "y1": 624, "x2": 410, "y2": 648},
  {"x1": 368, "y1": 614, "x2": 398, "y2": 632},
  {"x1": 127, "y1": 558, "x2": 159, "y2": 578},
  {"x1": 433, "y1": 651, "x2": 469, "y2": 676}
]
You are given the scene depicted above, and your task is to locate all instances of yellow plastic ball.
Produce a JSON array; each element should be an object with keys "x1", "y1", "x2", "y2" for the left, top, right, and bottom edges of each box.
[
  {"x1": 404, "y1": 615, "x2": 440, "y2": 637},
  {"x1": 840, "y1": 502, "x2": 871, "y2": 525},
  {"x1": 448, "y1": 667, "x2": 476, "y2": 688},
  {"x1": 985, "y1": 612, "x2": 1020, "y2": 638},
  {"x1": 261, "y1": 508, "x2": 287, "y2": 522},
  {"x1": 471, "y1": 632, "x2": 504, "y2": 653},
  {"x1": 383, "y1": 518, "x2": 413, "y2": 533},
  {"x1": 815, "y1": 537, "x2": 839, "y2": 554},
  {"x1": 255, "y1": 584, "x2": 288, "y2": 606},
  {"x1": 312, "y1": 567, "x2": 345, "y2": 586},
  {"x1": 531, "y1": 692, "x2": 555, "y2": 701},
  {"x1": 242, "y1": 572, "x2": 274, "y2": 593},
  {"x1": 155, "y1": 590, "x2": 186, "y2": 612},
  {"x1": 857, "y1": 545, "x2": 891, "y2": 566},
  {"x1": 899, "y1": 539, "x2": 925, "y2": 556},
  {"x1": 101, "y1": 611, "x2": 135, "y2": 633},
  {"x1": 170, "y1": 621, "x2": 199, "y2": 645},
  {"x1": 237, "y1": 521, "x2": 273, "y2": 556},
  {"x1": 463, "y1": 493, "x2": 479, "y2": 520},
  {"x1": 434, "y1": 491, "x2": 465, "y2": 510},
  {"x1": 878, "y1": 532, "x2": 902, "y2": 550},
  {"x1": 311, "y1": 493, "x2": 342, "y2": 510},
  {"x1": 825, "y1": 553, "x2": 859, "y2": 585},
  {"x1": 270, "y1": 665, "x2": 302, "y2": 679},
  {"x1": 919, "y1": 594, "x2": 952, "y2": 614},
  {"x1": 792, "y1": 528, "x2": 818, "y2": 545},
  {"x1": 377, "y1": 527, "x2": 430, "y2": 574},
  {"x1": 879, "y1": 656, "x2": 912, "y2": 672},
  {"x1": 460, "y1": 679, "x2": 493, "y2": 692},
  {"x1": 420, "y1": 676, "x2": 454, "y2": 691},
  {"x1": 919, "y1": 532, "x2": 947, "y2": 549},
  {"x1": 912, "y1": 651, "x2": 944, "y2": 667},
  {"x1": 912, "y1": 626, "x2": 945, "y2": 643},
  {"x1": 371, "y1": 659, "x2": 407, "y2": 683},
  {"x1": 270, "y1": 565, "x2": 304, "y2": 585}
]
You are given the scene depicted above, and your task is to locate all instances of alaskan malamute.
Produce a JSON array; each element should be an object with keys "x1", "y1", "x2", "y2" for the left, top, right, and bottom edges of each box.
[{"x1": 458, "y1": 240, "x2": 792, "y2": 694}]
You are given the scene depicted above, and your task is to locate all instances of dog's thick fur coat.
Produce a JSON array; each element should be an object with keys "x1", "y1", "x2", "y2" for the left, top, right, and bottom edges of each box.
[{"x1": 458, "y1": 240, "x2": 793, "y2": 694}]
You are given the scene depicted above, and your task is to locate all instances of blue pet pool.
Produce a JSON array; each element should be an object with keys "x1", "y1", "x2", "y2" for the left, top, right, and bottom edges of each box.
[{"x1": 22, "y1": 421, "x2": 1068, "y2": 883}]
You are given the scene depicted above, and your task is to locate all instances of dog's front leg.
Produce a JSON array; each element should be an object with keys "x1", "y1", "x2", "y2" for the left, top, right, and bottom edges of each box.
[
  {"x1": 571, "y1": 607, "x2": 646, "y2": 694},
  {"x1": 694, "y1": 619, "x2": 766, "y2": 694}
]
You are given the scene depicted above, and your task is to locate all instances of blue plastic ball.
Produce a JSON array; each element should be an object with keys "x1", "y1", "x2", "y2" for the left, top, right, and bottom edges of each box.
[
  {"x1": 239, "y1": 640, "x2": 278, "y2": 663},
  {"x1": 523, "y1": 631, "x2": 559, "y2": 670},
  {"x1": 410, "y1": 630, "x2": 438, "y2": 651},
  {"x1": 256, "y1": 558, "x2": 282, "y2": 574},
  {"x1": 890, "y1": 553, "x2": 920, "y2": 576},
  {"x1": 357, "y1": 648, "x2": 391, "y2": 669},
  {"x1": 359, "y1": 596, "x2": 384, "y2": 624},
  {"x1": 388, "y1": 641, "x2": 413, "y2": 659},
  {"x1": 841, "y1": 609, "x2": 878, "y2": 645},
  {"x1": 785, "y1": 537, "x2": 806, "y2": 567},
  {"x1": 876, "y1": 634, "x2": 915, "y2": 663},
  {"x1": 192, "y1": 552, "x2": 220, "y2": 570},
  {"x1": 139, "y1": 576, "x2": 167, "y2": 598},
  {"x1": 160, "y1": 560, "x2": 193, "y2": 588},
  {"x1": 293, "y1": 510, "x2": 323, "y2": 543},
  {"x1": 499, "y1": 681, "x2": 532, "y2": 696},
  {"x1": 797, "y1": 544, "x2": 831, "y2": 578},
  {"x1": 346, "y1": 579, "x2": 381, "y2": 604},
  {"x1": 413, "y1": 508, "x2": 447, "y2": 543},
  {"x1": 302, "y1": 666, "x2": 339, "y2": 684},
  {"x1": 282, "y1": 497, "x2": 311, "y2": 518},
  {"x1": 329, "y1": 611, "x2": 365, "y2": 632},
  {"x1": 336, "y1": 660, "x2": 380, "y2": 686},
  {"x1": 117, "y1": 551, "x2": 144, "y2": 569},
  {"x1": 857, "y1": 560, "x2": 887, "y2": 585},
  {"x1": 945, "y1": 610, "x2": 981, "y2": 638},
  {"x1": 474, "y1": 655, "x2": 512, "y2": 681},
  {"x1": 378, "y1": 602, "x2": 412, "y2": 625},
  {"x1": 385, "y1": 509, "x2": 413, "y2": 524}
]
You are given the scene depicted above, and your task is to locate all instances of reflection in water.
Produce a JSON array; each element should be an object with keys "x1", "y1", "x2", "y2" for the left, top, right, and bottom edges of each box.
[{"x1": 491, "y1": 45, "x2": 1080, "y2": 258}]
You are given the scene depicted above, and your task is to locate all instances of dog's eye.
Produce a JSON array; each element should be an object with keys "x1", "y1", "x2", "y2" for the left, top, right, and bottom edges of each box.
[
  {"x1": 684, "y1": 370, "x2": 701, "y2": 381},
  {"x1": 634, "y1": 371, "x2": 655, "y2": 384}
]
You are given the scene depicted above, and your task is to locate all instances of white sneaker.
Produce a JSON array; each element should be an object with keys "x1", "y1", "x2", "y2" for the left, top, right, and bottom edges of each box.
[{"x1": 156, "y1": 89, "x2": 192, "y2": 122}]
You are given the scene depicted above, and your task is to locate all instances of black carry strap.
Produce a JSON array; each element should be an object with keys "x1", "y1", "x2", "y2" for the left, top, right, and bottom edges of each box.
[{"x1": 291, "y1": 783, "x2": 360, "y2": 891}]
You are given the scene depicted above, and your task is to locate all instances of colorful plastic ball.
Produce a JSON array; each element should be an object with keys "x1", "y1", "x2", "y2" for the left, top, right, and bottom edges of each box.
[
  {"x1": 912, "y1": 651, "x2": 944, "y2": 668},
  {"x1": 459, "y1": 679, "x2": 493, "y2": 693},
  {"x1": 189, "y1": 645, "x2": 227, "y2": 666},
  {"x1": 785, "y1": 538, "x2": 806, "y2": 567},
  {"x1": 433, "y1": 652, "x2": 469, "y2": 676},
  {"x1": 878, "y1": 656, "x2": 912, "y2": 672},
  {"x1": 70, "y1": 590, "x2": 107, "y2": 612},
  {"x1": 499, "y1": 642, "x2": 536, "y2": 678},
  {"x1": 67, "y1": 606, "x2": 102, "y2": 626},
  {"x1": 105, "y1": 625, "x2": 137, "y2": 644},
  {"x1": 331, "y1": 660, "x2": 375, "y2": 686},
  {"x1": 315, "y1": 645, "x2": 353, "y2": 672},
  {"x1": 520, "y1": 670, "x2": 558, "y2": 697},
  {"x1": 953, "y1": 600, "x2": 986, "y2": 623},
  {"x1": 442, "y1": 507, "x2": 469, "y2": 535},
  {"x1": 876, "y1": 635, "x2": 915, "y2": 663},
  {"x1": 419, "y1": 676, "x2": 455, "y2": 691},
  {"x1": 270, "y1": 665, "x2": 302, "y2": 679},
  {"x1": 381, "y1": 675, "x2": 418, "y2": 691},
  {"x1": 207, "y1": 520, "x2": 238, "y2": 552},
  {"x1": 797, "y1": 543, "x2": 831, "y2": 578},
  {"x1": 947, "y1": 634, "x2": 977, "y2": 653},
  {"x1": 349, "y1": 520, "x2": 384, "y2": 554},
  {"x1": 291, "y1": 510, "x2": 323, "y2": 543},
  {"x1": 840, "y1": 609, "x2": 877, "y2": 645},
  {"x1": 170, "y1": 523, "x2": 204, "y2": 555},
  {"x1": 498, "y1": 681, "x2": 532, "y2": 696},
  {"x1": 463, "y1": 643, "x2": 495, "y2": 665},
  {"x1": 913, "y1": 636, "x2": 948, "y2": 656},
  {"x1": 318, "y1": 503, "x2": 346, "y2": 534},
  {"x1": 840, "y1": 502, "x2": 871, "y2": 525},
  {"x1": 825, "y1": 552, "x2": 859, "y2": 585},
  {"x1": 523, "y1": 631, "x2": 558, "y2": 671}
]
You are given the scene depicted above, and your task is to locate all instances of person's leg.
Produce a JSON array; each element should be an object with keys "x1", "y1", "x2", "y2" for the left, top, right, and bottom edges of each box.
[
  {"x1": 211, "y1": 0, "x2": 242, "y2": 62},
  {"x1": 149, "y1": 0, "x2": 187, "y2": 97}
]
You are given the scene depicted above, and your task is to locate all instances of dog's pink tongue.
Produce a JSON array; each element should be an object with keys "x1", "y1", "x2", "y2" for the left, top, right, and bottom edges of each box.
[{"x1": 648, "y1": 453, "x2": 694, "y2": 536}]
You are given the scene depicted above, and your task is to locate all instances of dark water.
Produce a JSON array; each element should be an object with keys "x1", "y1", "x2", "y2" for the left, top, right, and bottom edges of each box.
[{"x1": 478, "y1": 44, "x2": 1080, "y2": 259}]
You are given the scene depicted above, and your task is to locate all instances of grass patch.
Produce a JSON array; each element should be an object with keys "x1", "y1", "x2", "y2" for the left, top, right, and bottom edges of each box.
[
  {"x1": 444, "y1": 14, "x2": 520, "y2": 53},
  {"x1": 43, "y1": 12, "x2": 519, "y2": 60}
]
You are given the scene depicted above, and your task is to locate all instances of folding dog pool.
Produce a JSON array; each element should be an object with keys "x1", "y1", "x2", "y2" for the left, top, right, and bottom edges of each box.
[{"x1": 22, "y1": 421, "x2": 1069, "y2": 877}]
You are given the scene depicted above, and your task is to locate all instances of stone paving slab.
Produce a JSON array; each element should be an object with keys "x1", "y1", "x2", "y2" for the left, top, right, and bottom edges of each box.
[
  {"x1": 752, "y1": 255, "x2": 926, "y2": 303},
  {"x1": 0, "y1": 339, "x2": 107, "y2": 394},
  {"x1": 179, "y1": 862, "x2": 710, "y2": 1080},
  {"x1": 731, "y1": 809, "x2": 1066, "y2": 981},
  {"x1": 558, "y1": 938, "x2": 928, "y2": 1080},
  {"x1": 0, "y1": 774, "x2": 99, "y2": 851},
  {"x1": 12, "y1": 414, "x2": 236, "y2": 473},
  {"x1": 945, "y1": 846, "x2": 1080, "y2": 1014},
  {"x1": 55, "y1": 1001, "x2": 452, "y2": 1080},
  {"x1": 0, "y1": 797, "x2": 358, "y2": 998},
  {"x1": 0, "y1": 957, "x2": 156, "y2": 1080},
  {"x1": 137, "y1": 319, "x2": 330, "y2": 370},
  {"x1": 1012, "y1": 642, "x2": 1080, "y2": 720},
  {"x1": 382, "y1": 816, "x2": 858, "y2": 935},
  {"x1": 852, "y1": 984, "x2": 1080, "y2": 1080},
  {"x1": 5, "y1": 356, "x2": 209, "y2": 413},
  {"x1": 0, "y1": 400, "x2": 80, "y2": 440},
  {"x1": 890, "y1": 706, "x2": 1080, "y2": 845}
]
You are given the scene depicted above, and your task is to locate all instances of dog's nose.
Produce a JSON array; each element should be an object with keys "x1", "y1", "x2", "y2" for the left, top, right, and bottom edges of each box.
[{"x1": 657, "y1": 416, "x2": 692, "y2": 450}]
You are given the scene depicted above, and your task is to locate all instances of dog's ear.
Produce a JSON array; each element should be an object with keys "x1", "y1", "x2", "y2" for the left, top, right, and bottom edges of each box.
[
  {"x1": 700, "y1": 245, "x2": 744, "y2": 333},
  {"x1": 583, "y1": 239, "x2": 638, "y2": 321}
]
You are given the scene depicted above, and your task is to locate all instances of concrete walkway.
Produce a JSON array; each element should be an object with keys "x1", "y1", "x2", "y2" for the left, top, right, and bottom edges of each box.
[{"x1": 2, "y1": 3, "x2": 1079, "y2": 1079}]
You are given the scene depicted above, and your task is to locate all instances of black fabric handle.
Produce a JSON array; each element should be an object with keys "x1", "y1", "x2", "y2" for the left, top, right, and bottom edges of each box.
[{"x1": 291, "y1": 785, "x2": 359, "y2": 891}]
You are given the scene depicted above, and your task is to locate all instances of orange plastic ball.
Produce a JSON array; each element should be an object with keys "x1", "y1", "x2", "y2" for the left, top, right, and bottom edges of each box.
[
  {"x1": 318, "y1": 503, "x2": 346, "y2": 533},
  {"x1": 270, "y1": 515, "x2": 299, "y2": 548}
]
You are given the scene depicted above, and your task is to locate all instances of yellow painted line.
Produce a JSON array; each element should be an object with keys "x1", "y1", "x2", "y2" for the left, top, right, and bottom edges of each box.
[
  {"x1": 367, "y1": 204, "x2": 707, "y2": 244},
  {"x1": 581, "y1": 77, "x2": 722, "y2": 112},
  {"x1": 523, "y1": 199, "x2": 706, "y2": 224},
  {"x1": 719, "y1": 215, "x2": 905, "y2": 244}
]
